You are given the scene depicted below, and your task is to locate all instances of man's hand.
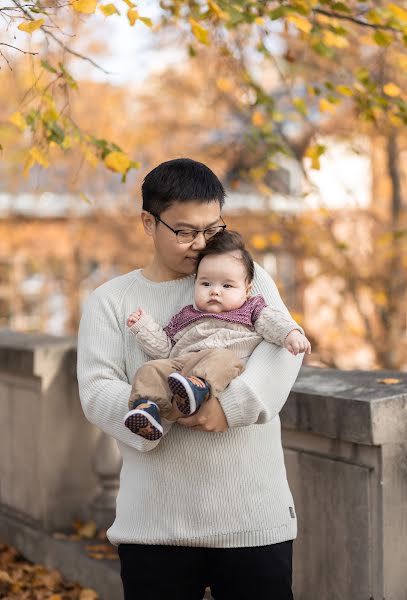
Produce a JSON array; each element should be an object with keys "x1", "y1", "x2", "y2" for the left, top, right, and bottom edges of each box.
[{"x1": 177, "y1": 394, "x2": 229, "y2": 432}]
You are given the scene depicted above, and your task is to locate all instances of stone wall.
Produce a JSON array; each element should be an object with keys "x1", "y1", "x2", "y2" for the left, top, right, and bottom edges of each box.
[{"x1": 1, "y1": 331, "x2": 406, "y2": 599}]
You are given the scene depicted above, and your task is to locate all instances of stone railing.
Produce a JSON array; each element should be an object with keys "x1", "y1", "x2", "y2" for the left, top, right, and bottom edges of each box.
[{"x1": 0, "y1": 330, "x2": 406, "y2": 600}]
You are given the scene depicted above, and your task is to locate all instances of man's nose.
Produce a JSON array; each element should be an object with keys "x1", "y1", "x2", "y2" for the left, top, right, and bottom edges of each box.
[{"x1": 190, "y1": 231, "x2": 207, "y2": 251}]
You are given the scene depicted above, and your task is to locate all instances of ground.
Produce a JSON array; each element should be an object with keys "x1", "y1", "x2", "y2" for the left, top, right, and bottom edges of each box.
[{"x1": 0, "y1": 542, "x2": 99, "y2": 600}]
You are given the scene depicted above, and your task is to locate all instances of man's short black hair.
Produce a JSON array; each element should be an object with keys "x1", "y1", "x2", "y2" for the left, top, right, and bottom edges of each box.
[
  {"x1": 195, "y1": 230, "x2": 255, "y2": 283},
  {"x1": 142, "y1": 158, "x2": 225, "y2": 216}
]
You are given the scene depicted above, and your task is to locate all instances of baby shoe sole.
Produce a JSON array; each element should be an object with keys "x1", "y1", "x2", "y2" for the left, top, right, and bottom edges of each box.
[
  {"x1": 124, "y1": 408, "x2": 163, "y2": 440},
  {"x1": 168, "y1": 373, "x2": 196, "y2": 416}
]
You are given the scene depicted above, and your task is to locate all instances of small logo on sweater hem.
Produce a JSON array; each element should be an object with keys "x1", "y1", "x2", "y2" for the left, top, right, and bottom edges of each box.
[{"x1": 289, "y1": 507, "x2": 296, "y2": 519}]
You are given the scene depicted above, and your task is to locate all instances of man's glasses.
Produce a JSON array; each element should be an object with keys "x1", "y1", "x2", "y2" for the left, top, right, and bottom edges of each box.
[{"x1": 151, "y1": 213, "x2": 227, "y2": 244}]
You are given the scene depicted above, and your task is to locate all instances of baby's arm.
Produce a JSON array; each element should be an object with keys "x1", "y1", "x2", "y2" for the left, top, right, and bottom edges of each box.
[
  {"x1": 254, "y1": 305, "x2": 311, "y2": 356},
  {"x1": 127, "y1": 308, "x2": 172, "y2": 359}
]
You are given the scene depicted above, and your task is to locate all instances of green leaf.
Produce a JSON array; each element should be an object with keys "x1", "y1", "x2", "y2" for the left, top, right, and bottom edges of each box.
[
  {"x1": 373, "y1": 30, "x2": 392, "y2": 47},
  {"x1": 40, "y1": 59, "x2": 58, "y2": 74},
  {"x1": 58, "y1": 62, "x2": 78, "y2": 89},
  {"x1": 45, "y1": 122, "x2": 65, "y2": 145},
  {"x1": 269, "y1": 6, "x2": 290, "y2": 20}
]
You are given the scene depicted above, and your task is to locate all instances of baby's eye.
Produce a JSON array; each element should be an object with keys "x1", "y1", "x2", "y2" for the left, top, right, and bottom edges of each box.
[
  {"x1": 202, "y1": 282, "x2": 210, "y2": 287},
  {"x1": 223, "y1": 284, "x2": 232, "y2": 288}
]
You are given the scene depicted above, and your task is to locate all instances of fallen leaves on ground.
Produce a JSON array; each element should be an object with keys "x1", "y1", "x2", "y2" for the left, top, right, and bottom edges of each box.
[
  {"x1": 0, "y1": 542, "x2": 100, "y2": 599},
  {"x1": 376, "y1": 378, "x2": 401, "y2": 384},
  {"x1": 52, "y1": 520, "x2": 118, "y2": 560}
]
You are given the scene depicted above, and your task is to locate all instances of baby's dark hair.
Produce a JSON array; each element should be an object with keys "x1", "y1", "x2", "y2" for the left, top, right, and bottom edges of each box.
[{"x1": 195, "y1": 230, "x2": 254, "y2": 283}]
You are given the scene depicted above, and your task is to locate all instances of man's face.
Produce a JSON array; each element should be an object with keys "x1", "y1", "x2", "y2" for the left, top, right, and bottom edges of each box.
[{"x1": 143, "y1": 200, "x2": 222, "y2": 279}]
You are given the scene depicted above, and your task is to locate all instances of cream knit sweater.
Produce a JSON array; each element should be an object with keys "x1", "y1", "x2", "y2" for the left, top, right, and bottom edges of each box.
[{"x1": 77, "y1": 265, "x2": 303, "y2": 548}]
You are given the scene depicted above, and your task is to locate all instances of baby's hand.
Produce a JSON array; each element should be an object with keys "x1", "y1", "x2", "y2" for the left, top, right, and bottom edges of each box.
[
  {"x1": 284, "y1": 330, "x2": 311, "y2": 356},
  {"x1": 127, "y1": 308, "x2": 144, "y2": 328}
]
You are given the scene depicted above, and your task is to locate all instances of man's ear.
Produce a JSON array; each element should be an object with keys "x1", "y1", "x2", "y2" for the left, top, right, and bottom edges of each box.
[{"x1": 141, "y1": 211, "x2": 156, "y2": 238}]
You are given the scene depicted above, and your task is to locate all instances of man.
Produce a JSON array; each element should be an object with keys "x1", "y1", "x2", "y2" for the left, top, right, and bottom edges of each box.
[{"x1": 77, "y1": 158, "x2": 303, "y2": 600}]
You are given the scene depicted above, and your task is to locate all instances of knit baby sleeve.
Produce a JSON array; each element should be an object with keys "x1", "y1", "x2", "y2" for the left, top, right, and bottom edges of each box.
[
  {"x1": 128, "y1": 312, "x2": 172, "y2": 359},
  {"x1": 254, "y1": 305, "x2": 304, "y2": 347}
]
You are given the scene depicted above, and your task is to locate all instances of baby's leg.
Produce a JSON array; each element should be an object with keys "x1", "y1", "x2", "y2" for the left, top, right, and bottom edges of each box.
[
  {"x1": 124, "y1": 357, "x2": 180, "y2": 440},
  {"x1": 168, "y1": 349, "x2": 244, "y2": 416}
]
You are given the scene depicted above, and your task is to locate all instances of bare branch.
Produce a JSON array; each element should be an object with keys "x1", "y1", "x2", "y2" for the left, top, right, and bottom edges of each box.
[
  {"x1": 313, "y1": 8, "x2": 402, "y2": 33},
  {"x1": 0, "y1": 43, "x2": 38, "y2": 56},
  {"x1": 44, "y1": 29, "x2": 112, "y2": 74}
]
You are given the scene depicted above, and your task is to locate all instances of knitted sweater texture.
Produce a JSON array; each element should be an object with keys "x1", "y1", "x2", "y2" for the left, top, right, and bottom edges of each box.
[{"x1": 77, "y1": 265, "x2": 303, "y2": 548}]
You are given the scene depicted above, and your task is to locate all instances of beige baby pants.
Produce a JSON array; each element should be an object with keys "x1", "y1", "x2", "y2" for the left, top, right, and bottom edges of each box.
[{"x1": 128, "y1": 348, "x2": 244, "y2": 417}]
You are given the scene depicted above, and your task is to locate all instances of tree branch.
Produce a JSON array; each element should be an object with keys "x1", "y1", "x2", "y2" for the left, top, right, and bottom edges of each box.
[
  {"x1": 0, "y1": 43, "x2": 38, "y2": 56},
  {"x1": 313, "y1": 8, "x2": 401, "y2": 33}
]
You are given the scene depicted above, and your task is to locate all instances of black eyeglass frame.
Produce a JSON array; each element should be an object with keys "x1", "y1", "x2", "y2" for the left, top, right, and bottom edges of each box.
[{"x1": 150, "y1": 213, "x2": 227, "y2": 244}]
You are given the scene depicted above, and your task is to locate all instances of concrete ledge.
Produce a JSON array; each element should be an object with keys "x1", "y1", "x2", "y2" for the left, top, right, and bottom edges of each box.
[{"x1": 283, "y1": 366, "x2": 407, "y2": 444}]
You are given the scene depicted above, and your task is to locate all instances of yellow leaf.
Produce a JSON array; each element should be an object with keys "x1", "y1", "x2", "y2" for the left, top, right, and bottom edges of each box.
[
  {"x1": 100, "y1": 3, "x2": 119, "y2": 16},
  {"x1": 373, "y1": 291, "x2": 387, "y2": 306},
  {"x1": 79, "y1": 192, "x2": 94, "y2": 204},
  {"x1": 387, "y1": 3, "x2": 407, "y2": 22},
  {"x1": 104, "y1": 151, "x2": 131, "y2": 174},
  {"x1": 319, "y1": 98, "x2": 336, "y2": 113},
  {"x1": 127, "y1": 7, "x2": 139, "y2": 25},
  {"x1": 23, "y1": 155, "x2": 35, "y2": 178},
  {"x1": 286, "y1": 14, "x2": 312, "y2": 34},
  {"x1": 323, "y1": 30, "x2": 349, "y2": 48},
  {"x1": 122, "y1": 0, "x2": 135, "y2": 6},
  {"x1": 77, "y1": 520, "x2": 98, "y2": 538},
  {"x1": 305, "y1": 144, "x2": 325, "y2": 170},
  {"x1": 208, "y1": 0, "x2": 229, "y2": 19},
  {"x1": 72, "y1": 0, "x2": 97, "y2": 13},
  {"x1": 383, "y1": 82, "x2": 401, "y2": 97},
  {"x1": 61, "y1": 136, "x2": 73, "y2": 149},
  {"x1": 79, "y1": 588, "x2": 99, "y2": 600},
  {"x1": 17, "y1": 19, "x2": 44, "y2": 33},
  {"x1": 269, "y1": 231, "x2": 282, "y2": 245},
  {"x1": 43, "y1": 107, "x2": 59, "y2": 121},
  {"x1": 189, "y1": 18, "x2": 210, "y2": 44},
  {"x1": 84, "y1": 148, "x2": 99, "y2": 168},
  {"x1": 377, "y1": 231, "x2": 393, "y2": 246},
  {"x1": 376, "y1": 378, "x2": 401, "y2": 385},
  {"x1": 251, "y1": 235, "x2": 267, "y2": 250},
  {"x1": 140, "y1": 16, "x2": 153, "y2": 27},
  {"x1": 9, "y1": 112, "x2": 26, "y2": 131},
  {"x1": 252, "y1": 110, "x2": 265, "y2": 126},
  {"x1": 389, "y1": 113, "x2": 403, "y2": 126},
  {"x1": 293, "y1": 97, "x2": 308, "y2": 115},
  {"x1": 30, "y1": 146, "x2": 49, "y2": 168},
  {"x1": 336, "y1": 85, "x2": 353, "y2": 97},
  {"x1": 254, "y1": 16, "x2": 265, "y2": 25},
  {"x1": 216, "y1": 77, "x2": 233, "y2": 92},
  {"x1": 272, "y1": 111, "x2": 284, "y2": 122}
]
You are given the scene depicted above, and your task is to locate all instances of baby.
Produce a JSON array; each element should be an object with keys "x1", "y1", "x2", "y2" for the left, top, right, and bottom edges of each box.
[{"x1": 123, "y1": 230, "x2": 311, "y2": 440}]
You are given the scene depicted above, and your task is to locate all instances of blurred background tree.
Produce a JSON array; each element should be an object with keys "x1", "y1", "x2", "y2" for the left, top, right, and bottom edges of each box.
[{"x1": 0, "y1": 0, "x2": 406, "y2": 370}]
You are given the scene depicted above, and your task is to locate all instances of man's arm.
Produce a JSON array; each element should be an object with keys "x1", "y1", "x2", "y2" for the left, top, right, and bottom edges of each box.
[
  {"x1": 77, "y1": 290, "x2": 172, "y2": 451},
  {"x1": 217, "y1": 263, "x2": 304, "y2": 428}
]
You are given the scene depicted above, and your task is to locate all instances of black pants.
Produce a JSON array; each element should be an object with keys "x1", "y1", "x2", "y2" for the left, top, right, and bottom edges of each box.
[{"x1": 118, "y1": 540, "x2": 294, "y2": 600}]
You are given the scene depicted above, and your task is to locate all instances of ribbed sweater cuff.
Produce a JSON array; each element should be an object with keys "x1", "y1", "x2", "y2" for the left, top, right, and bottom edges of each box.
[{"x1": 218, "y1": 383, "x2": 246, "y2": 428}]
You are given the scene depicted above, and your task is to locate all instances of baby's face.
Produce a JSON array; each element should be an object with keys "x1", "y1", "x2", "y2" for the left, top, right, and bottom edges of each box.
[{"x1": 194, "y1": 251, "x2": 251, "y2": 313}]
